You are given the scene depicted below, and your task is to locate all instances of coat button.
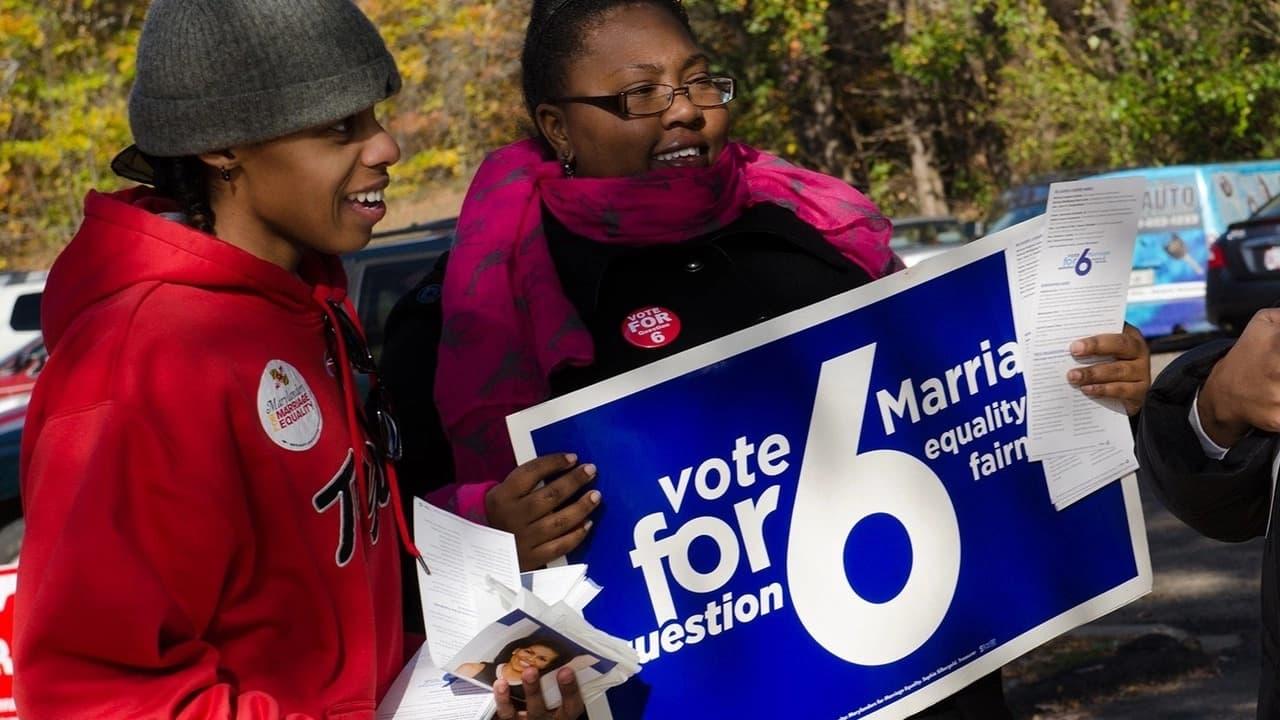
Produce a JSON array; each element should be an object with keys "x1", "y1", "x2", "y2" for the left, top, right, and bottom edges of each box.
[{"x1": 684, "y1": 259, "x2": 704, "y2": 273}]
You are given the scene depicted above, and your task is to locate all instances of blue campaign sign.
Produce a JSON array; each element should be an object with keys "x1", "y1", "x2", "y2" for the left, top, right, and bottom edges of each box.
[{"x1": 507, "y1": 229, "x2": 1151, "y2": 720}]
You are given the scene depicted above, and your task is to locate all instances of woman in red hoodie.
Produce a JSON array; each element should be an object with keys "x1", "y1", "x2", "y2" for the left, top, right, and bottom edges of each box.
[{"x1": 16, "y1": 1, "x2": 439, "y2": 718}]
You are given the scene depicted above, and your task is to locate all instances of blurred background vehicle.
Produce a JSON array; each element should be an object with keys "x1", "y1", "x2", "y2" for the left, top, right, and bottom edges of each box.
[
  {"x1": 0, "y1": 337, "x2": 45, "y2": 413},
  {"x1": 984, "y1": 182, "x2": 1055, "y2": 238},
  {"x1": 889, "y1": 215, "x2": 975, "y2": 267},
  {"x1": 342, "y1": 218, "x2": 455, "y2": 364},
  {"x1": 0, "y1": 337, "x2": 44, "y2": 564},
  {"x1": 1206, "y1": 193, "x2": 1280, "y2": 333},
  {"x1": 1089, "y1": 161, "x2": 1280, "y2": 337},
  {"x1": 0, "y1": 272, "x2": 46, "y2": 361},
  {"x1": 982, "y1": 172, "x2": 1096, "y2": 238},
  {"x1": 982, "y1": 163, "x2": 1280, "y2": 339}
]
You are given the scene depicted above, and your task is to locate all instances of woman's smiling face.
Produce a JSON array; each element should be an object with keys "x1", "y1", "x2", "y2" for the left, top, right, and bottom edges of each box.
[
  {"x1": 510, "y1": 643, "x2": 560, "y2": 674},
  {"x1": 535, "y1": 3, "x2": 730, "y2": 179}
]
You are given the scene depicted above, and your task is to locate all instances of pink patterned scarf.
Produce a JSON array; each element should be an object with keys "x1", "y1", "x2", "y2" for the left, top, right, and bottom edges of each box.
[{"x1": 429, "y1": 138, "x2": 898, "y2": 522}]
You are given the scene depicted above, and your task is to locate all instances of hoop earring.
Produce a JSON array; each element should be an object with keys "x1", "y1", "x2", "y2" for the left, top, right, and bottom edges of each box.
[
  {"x1": 220, "y1": 167, "x2": 232, "y2": 182},
  {"x1": 560, "y1": 152, "x2": 575, "y2": 178}
]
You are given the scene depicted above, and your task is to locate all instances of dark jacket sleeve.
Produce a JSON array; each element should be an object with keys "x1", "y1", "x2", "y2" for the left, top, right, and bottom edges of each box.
[
  {"x1": 1136, "y1": 338, "x2": 1276, "y2": 542},
  {"x1": 379, "y1": 251, "x2": 455, "y2": 497},
  {"x1": 377, "y1": 253, "x2": 454, "y2": 635}
]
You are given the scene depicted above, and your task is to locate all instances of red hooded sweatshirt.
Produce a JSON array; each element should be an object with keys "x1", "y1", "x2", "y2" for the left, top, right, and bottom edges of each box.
[{"x1": 15, "y1": 189, "x2": 408, "y2": 719}]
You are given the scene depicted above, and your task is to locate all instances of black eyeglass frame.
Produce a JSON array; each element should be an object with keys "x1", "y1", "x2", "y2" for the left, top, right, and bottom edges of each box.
[
  {"x1": 550, "y1": 76, "x2": 737, "y2": 118},
  {"x1": 324, "y1": 300, "x2": 403, "y2": 463}
]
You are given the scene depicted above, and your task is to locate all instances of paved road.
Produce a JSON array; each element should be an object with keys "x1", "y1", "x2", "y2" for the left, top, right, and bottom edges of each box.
[{"x1": 1014, "y1": 352, "x2": 1266, "y2": 719}]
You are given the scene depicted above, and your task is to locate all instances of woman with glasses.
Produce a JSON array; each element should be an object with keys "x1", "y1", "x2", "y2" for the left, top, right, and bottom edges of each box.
[
  {"x1": 381, "y1": 1, "x2": 1151, "y2": 718},
  {"x1": 384, "y1": 0, "x2": 901, "y2": 568},
  {"x1": 14, "y1": 2, "x2": 427, "y2": 718}
]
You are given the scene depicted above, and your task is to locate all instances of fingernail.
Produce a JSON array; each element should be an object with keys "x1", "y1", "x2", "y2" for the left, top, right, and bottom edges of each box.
[
  {"x1": 583, "y1": 463, "x2": 597, "y2": 478},
  {"x1": 1067, "y1": 370, "x2": 1082, "y2": 383},
  {"x1": 495, "y1": 679, "x2": 508, "y2": 692},
  {"x1": 584, "y1": 520, "x2": 594, "y2": 532},
  {"x1": 1070, "y1": 341, "x2": 1085, "y2": 356},
  {"x1": 589, "y1": 490, "x2": 602, "y2": 504},
  {"x1": 565, "y1": 453, "x2": 578, "y2": 465},
  {"x1": 559, "y1": 668, "x2": 575, "y2": 684}
]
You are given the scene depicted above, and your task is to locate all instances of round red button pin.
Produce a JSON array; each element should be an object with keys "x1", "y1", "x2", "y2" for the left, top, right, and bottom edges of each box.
[{"x1": 622, "y1": 306, "x2": 682, "y2": 349}]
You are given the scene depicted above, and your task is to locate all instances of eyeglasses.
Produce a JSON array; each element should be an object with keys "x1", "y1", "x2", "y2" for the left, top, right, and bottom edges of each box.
[
  {"x1": 551, "y1": 76, "x2": 736, "y2": 118},
  {"x1": 324, "y1": 300, "x2": 402, "y2": 463}
]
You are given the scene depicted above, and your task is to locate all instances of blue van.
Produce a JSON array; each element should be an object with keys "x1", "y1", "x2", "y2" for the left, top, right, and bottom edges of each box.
[{"x1": 989, "y1": 162, "x2": 1280, "y2": 337}]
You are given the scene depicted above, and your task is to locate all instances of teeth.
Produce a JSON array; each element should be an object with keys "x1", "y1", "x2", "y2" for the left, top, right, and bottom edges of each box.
[
  {"x1": 347, "y1": 189, "x2": 384, "y2": 204},
  {"x1": 656, "y1": 147, "x2": 702, "y2": 162}
]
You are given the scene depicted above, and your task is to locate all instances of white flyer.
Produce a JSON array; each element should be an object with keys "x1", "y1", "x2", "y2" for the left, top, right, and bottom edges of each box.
[
  {"x1": 413, "y1": 497, "x2": 522, "y2": 667},
  {"x1": 1021, "y1": 178, "x2": 1144, "y2": 459},
  {"x1": 376, "y1": 648, "x2": 494, "y2": 720}
]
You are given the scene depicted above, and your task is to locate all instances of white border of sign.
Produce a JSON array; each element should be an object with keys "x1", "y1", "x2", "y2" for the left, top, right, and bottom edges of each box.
[{"x1": 508, "y1": 223, "x2": 1153, "y2": 720}]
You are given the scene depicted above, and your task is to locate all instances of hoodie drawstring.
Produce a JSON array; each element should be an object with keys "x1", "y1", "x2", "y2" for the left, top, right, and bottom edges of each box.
[
  {"x1": 318, "y1": 297, "x2": 426, "y2": 574},
  {"x1": 383, "y1": 459, "x2": 430, "y2": 575}
]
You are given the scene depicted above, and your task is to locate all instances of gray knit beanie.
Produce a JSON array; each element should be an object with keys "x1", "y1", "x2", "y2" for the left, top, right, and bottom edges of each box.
[{"x1": 126, "y1": 0, "x2": 400, "y2": 158}]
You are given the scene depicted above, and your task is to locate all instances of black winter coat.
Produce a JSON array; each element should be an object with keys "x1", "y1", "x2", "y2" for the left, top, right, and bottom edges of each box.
[{"x1": 1137, "y1": 339, "x2": 1278, "y2": 718}]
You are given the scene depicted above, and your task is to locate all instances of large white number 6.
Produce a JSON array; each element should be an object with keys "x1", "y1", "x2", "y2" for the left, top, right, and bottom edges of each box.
[{"x1": 786, "y1": 344, "x2": 962, "y2": 666}]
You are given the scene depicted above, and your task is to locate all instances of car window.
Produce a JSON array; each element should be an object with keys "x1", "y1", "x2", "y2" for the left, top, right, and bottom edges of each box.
[
  {"x1": 889, "y1": 229, "x2": 915, "y2": 249},
  {"x1": 986, "y1": 204, "x2": 1046, "y2": 235},
  {"x1": 1254, "y1": 193, "x2": 1280, "y2": 221},
  {"x1": 357, "y1": 255, "x2": 438, "y2": 362},
  {"x1": 891, "y1": 222, "x2": 969, "y2": 249},
  {"x1": 9, "y1": 292, "x2": 40, "y2": 332}
]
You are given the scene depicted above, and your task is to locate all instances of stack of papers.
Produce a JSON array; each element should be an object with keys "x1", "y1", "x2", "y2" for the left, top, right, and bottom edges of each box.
[
  {"x1": 377, "y1": 499, "x2": 640, "y2": 719},
  {"x1": 1004, "y1": 178, "x2": 1145, "y2": 508},
  {"x1": 376, "y1": 648, "x2": 492, "y2": 720}
]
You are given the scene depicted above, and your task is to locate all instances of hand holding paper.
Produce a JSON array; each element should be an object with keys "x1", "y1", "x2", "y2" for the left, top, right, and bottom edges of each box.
[
  {"x1": 494, "y1": 668, "x2": 586, "y2": 720},
  {"x1": 1021, "y1": 177, "x2": 1144, "y2": 459},
  {"x1": 378, "y1": 497, "x2": 637, "y2": 720},
  {"x1": 1065, "y1": 323, "x2": 1151, "y2": 416},
  {"x1": 1004, "y1": 177, "x2": 1147, "y2": 507},
  {"x1": 444, "y1": 579, "x2": 640, "y2": 708}
]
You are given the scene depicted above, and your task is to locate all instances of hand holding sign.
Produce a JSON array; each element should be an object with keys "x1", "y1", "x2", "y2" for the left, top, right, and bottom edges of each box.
[{"x1": 486, "y1": 454, "x2": 602, "y2": 570}]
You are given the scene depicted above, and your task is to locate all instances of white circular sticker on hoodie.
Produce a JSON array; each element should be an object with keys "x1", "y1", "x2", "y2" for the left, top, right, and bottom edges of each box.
[{"x1": 258, "y1": 360, "x2": 323, "y2": 451}]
